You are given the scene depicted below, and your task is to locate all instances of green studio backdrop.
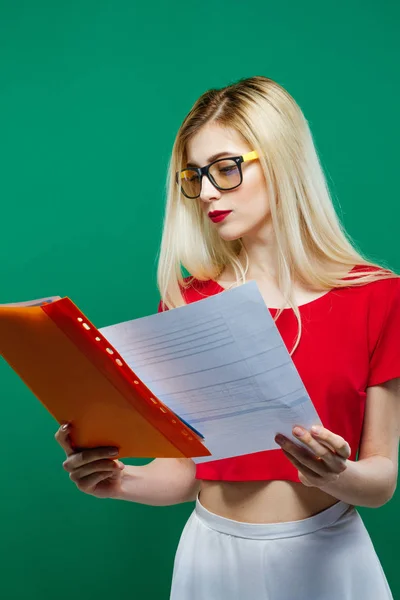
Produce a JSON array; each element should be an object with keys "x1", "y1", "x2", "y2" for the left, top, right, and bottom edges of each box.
[{"x1": 1, "y1": 1, "x2": 399, "y2": 598}]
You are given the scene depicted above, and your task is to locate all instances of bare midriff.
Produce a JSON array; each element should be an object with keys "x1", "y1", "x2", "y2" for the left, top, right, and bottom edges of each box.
[{"x1": 198, "y1": 479, "x2": 343, "y2": 523}]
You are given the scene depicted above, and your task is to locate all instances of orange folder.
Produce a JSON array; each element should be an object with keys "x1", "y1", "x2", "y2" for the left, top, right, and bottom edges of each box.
[{"x1": 0, "y1": 296, "x2": 211, "y2": 460}]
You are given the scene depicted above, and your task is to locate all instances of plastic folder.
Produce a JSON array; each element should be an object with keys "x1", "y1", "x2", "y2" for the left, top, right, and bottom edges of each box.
[{"x1": 0, "y1": 296, "x2": 211, "y2": 460}]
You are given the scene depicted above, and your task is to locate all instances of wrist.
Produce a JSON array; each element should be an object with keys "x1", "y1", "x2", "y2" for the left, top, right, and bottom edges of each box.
[
  {"x1": 112, "y1": 464, "x2": 145, "y2": 502},
  {"x1": 318, "y1": 456, "x2": 396, "y2": 508}
]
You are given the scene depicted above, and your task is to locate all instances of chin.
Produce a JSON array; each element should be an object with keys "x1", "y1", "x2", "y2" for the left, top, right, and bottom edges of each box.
[
  {"x1": 214, "y1": 224, "x2": 248, "y2": 242},
  {"x1": 221, "y1": 215, "x2": 272, "y2": 242}
]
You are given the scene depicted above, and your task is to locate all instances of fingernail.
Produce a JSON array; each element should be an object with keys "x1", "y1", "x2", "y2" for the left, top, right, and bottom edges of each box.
[
  {"x1": 61, "y1": 424, "x2": 69, "y2": 431},
  {"x1": 108, "y1": 448, "x2": 119, "y2": 456},
  {"x1": 293, "y1": 426, "x2": 305, "y2": 437},
  {"x1": 311, "y1": 425, "x2": 321, "y2": 434},
  {"x1": 275, "y1": 434, "x2": 285, "y2": 444}
]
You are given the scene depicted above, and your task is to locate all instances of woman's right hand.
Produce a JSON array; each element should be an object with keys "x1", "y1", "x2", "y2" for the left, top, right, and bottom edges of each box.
[{"x1": 55, "y1": 423, "x2": 125, "y2": 499}]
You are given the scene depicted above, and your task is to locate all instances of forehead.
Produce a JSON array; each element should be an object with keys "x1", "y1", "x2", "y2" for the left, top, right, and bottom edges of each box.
[{"x1": 185, "y1": 123, "x2": 250, "y2": 165}]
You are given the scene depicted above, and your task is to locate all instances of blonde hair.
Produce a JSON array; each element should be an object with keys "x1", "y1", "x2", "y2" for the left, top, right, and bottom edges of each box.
[{"x1": 157, "y1": 76, "x2": 397, "y2": 354}]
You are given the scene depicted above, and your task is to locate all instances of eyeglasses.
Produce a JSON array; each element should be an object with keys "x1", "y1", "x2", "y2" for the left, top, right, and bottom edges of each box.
[{"x1": 176, "y1": 150, "x2": 259, "y2": 199}]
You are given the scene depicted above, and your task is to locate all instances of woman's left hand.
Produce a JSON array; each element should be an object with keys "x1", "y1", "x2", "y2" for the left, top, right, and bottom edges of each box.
[{"x1": 275, "y1": 425, "x2": 352, "y2": 488}]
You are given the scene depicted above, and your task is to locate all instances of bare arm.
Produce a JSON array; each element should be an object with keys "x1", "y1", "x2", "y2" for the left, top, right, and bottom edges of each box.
[
  {"x1": 275, "y1": 379, "x2": 399, "y2": 508},
  {"x1": 56, "y1": 425, "x2": 200, "y2": 506},
  {"x1": 319, "y1": 378, "x2": 400, "y2": 507},
  {"x1": 114, "y1": 458, "x2": 200, "y2": 506}
]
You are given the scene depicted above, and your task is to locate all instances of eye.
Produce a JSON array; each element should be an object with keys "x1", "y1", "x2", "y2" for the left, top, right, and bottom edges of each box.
[
  {"x1": 183, "y1": 171, "x2": 199, "y2": 182},
  {"x1": 218, "y1": 165, "x2": 238, "y2": 174}
]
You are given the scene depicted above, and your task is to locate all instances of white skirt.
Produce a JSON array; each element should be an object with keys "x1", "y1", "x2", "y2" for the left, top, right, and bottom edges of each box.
[{"x1": 170, "y1": 494, "x2": 393, "y2": 600}]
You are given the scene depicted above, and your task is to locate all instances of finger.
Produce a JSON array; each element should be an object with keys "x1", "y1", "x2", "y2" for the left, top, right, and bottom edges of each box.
[
  {"x1": 54, "y1": 423, "x2": 75, "y2": 457},
  {"x1": 281, "y1": 449, "x2": 324, "y2": 481},
  {"x1": 292, "y1": 427, "x2": 348, "y2": 469},
  {"x1": 310, "y1": 426, "x2": 351, "y2": 459},
  {"x1": 76, "y1": 470, "x2": 119, "y2": 493},
  {"x1": 63, "y1": 447, "x2": 119, "y2": 471},
  {"x1": 279, "y1": 439, "x2": 329, "y2": 476},
  {"x1": 68, "y1": 459, "x2": 119, "y2": 481}
]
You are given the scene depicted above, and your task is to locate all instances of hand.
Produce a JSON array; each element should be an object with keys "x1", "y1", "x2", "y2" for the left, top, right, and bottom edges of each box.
[
  {"x1": 55, "y1": 423, "x2": 125, "y2": 499},
  {"x1": 275, "y1": 425, "x2": 351, "y2": 488}
]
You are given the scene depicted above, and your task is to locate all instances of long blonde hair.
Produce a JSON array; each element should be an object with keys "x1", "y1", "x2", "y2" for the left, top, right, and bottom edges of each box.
[{"x1": 157, "y1": 76, "x2": 397, "y2": 354}]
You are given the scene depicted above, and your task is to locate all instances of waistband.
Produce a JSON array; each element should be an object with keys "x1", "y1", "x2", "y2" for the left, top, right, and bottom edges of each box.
[{"x1": 195, "y1": 495, "x2": 354, "y2": 540}]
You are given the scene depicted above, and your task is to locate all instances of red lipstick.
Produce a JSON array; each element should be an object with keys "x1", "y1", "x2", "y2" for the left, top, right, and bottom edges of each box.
[{"x1": 208, "y1": 210, "x2": 232, "y2": 223}]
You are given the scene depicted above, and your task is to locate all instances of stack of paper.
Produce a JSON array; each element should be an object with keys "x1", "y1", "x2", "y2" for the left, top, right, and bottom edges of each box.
[{"x1": 100, "y1": 281, "x2": 321, "y2": 463}]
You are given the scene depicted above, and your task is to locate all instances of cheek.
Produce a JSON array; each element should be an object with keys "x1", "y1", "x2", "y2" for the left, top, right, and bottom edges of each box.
[
  {"x1": 240, "y1": 168, "x2": 269, "y2": 212},
  {"x1": 236, "y1": 181, "x2": 270, "y2": 218}
]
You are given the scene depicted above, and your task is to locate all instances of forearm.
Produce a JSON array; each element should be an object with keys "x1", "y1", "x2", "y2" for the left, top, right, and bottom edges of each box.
[
  {"x1": 114, "y1": 458, "x2": 200, "y2": 506},
  {"x1": 319, "y1": 455, "x2": 398, "y2": 508}
]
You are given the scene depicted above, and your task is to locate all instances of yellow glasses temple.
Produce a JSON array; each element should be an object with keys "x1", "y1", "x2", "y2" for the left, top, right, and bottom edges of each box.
[{"x1": 242, "y1": 150, "x2": 258, "y2": 162}]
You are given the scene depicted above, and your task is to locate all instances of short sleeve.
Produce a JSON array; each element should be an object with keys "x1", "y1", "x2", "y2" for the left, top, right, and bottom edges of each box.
[{"x1": 367, "y1": 277, "x2": 400, "y2": 387}]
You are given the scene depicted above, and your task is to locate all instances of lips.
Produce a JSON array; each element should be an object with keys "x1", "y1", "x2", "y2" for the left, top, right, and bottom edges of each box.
[{"x1": 208, "y1": 210, "x2": 232, "y2": 223}]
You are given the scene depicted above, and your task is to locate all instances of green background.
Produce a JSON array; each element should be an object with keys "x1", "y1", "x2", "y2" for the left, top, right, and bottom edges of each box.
[{"x1": 1, "y1": 1, "x2": 399, "y2": 598}]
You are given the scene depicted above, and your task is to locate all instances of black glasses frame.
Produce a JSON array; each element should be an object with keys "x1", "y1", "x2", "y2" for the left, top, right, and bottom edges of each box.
[{"x1": 176, "y1": 152, "x2": 258, "y2": 199}]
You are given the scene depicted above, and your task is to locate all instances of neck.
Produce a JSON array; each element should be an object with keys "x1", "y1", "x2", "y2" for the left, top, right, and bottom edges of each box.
[{"x1": 239, "y1": 223, "x2": 279, "y2": 282}]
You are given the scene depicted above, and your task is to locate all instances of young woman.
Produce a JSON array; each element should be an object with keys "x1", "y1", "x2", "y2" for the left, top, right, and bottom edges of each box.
[{"x1": 56, "y1": 76, "x2": 400, "y2": 599}]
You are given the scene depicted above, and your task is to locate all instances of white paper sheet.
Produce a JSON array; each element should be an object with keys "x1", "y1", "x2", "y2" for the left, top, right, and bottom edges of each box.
[{"x1": 100, "y1": 281, "x2": 322, "y2": 462}]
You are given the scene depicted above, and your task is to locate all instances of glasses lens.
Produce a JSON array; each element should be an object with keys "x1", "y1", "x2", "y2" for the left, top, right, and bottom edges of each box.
[
  {"x1": 179, "y1": 169, "x2": 201, "y2": 198},
  {"x1": 209, "y1": 159, "x2": 241, "y2": 190}
]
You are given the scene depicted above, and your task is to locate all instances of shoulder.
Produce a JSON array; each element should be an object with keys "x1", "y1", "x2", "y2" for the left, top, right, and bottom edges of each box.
[
  {"x1": 158, "y1": 276, "x2": 222, "y2": 312},
  {"x1": 345, "y1": 266, "x2": 400, "y2": 346},
  {"x1": 344, "y1": 264, "x2": 400, "y2": 301},
  {"x1": 322, "y1": 265, "x2": 400, "y2": 331},
  {"x1": 181, "y1": 276, "x2": 223, "y2": 303}
]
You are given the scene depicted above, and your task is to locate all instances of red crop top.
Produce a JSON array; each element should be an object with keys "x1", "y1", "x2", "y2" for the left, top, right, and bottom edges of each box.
[{"x1": 158, "y1": 266, "x2": 400, "y2": 483}]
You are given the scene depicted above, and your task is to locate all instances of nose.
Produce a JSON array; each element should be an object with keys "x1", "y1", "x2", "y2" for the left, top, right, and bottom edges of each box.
[{"x1": 199, "y1": 175, "x2": 222, "y2": 204}]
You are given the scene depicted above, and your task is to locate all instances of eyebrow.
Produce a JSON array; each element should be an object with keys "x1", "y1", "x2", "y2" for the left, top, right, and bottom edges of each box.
[{"x1": 186, "y1": 151, "x2": 237, "y2": 168}]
